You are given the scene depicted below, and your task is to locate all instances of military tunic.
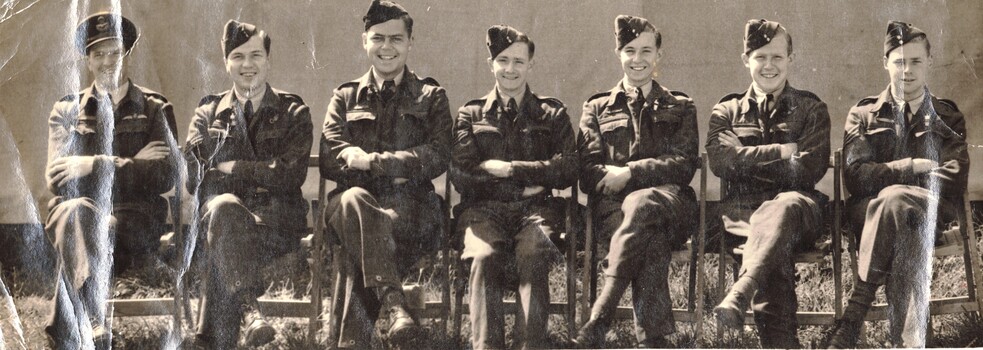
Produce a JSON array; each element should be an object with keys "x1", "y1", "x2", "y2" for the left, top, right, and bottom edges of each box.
[
  {"x1": 44, "y1": 81, "x2": 179, "y2": 347},
  {"x1": 451, "y1": 87, "x2": 576, "y2": 349},
  {"x1": 843, "y1": 86, "x2": 968, "y2": 344},
  {"x1": 320, "y1": 68, "x2": 451, "y2": 347},
  {"x1": 706, "y1": 83, "x2": 830, "y2": 347},
  {"x1": 184, "y1": 84, "x2": 312, "y2": 347},
  {"x1": 579, "y1": 80, "x2": 699, "y2": 342}
]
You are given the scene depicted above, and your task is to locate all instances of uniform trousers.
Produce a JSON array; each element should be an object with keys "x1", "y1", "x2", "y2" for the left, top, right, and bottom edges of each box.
[
  {"x1": 458, "y1": 196, "x2": 563, "y2": 349},
  {"x1": 720, "y1": 190, "x2": 824, "y2": 348},
  {"x1": 44, "y1": 197, "x2": 163, "y2": 349},
  {"x1": 846, "y1": 184, "x2": 957, "y2": 347},
  {"x1": 593, "y1": 185, "x2": 696, "y2": 344},
  {"x1": 325, "y1": 187, "x2": 442, "y2": 348},
  {"x1": 194, "y1": 193, "x2": 297, "y2": 348}
]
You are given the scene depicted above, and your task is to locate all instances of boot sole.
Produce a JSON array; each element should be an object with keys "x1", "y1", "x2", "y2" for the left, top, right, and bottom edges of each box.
[
  {"x1": 243, "y1": 324, "x2": 276, "y2": 346},
  {"x1": 714, "y1": 305, "x2": 746, "y2": 329}
]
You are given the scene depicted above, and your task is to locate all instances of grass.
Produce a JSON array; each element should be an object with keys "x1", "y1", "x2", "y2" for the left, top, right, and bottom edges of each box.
[{"x1": 4, "y1": 220, "x2": 982, "y2": 349}]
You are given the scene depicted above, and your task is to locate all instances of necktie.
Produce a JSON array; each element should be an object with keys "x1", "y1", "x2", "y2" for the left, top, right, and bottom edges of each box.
[
  {"x1": 243, "y1": 99, "x2": 254, "y2": 125},
  {"x1": 629, "y1": 87, "x2": 645, "y2": 156},
  {"x1": 381, "y1": 80, "x2": 396, "y2": 104},
  {"x1": 506, "y1": 97, "x2": 518, "y2": 121},
  {"x1": 760, "y1": 94, "x2": 774, "y2": 140},
  {"x1": 631, "y1": 87, "x2": 645, "y2": 117}
]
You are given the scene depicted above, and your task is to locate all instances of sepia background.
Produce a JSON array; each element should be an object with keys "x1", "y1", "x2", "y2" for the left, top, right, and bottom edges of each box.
[
  {"x1": 0, "y1": 0, "x2": 981, "y2": 225},
  {"x1": 0, "y1": 0, "x2": 980, "y2": 348}
]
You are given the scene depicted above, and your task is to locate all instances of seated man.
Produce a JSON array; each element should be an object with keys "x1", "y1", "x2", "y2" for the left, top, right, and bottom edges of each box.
[
  {"x1": 574, "y1": 15, "x2": 700, "y2": 348},
  {"x1": 319, "y1": 1, "x2": 451, "y2": 347},
  {"x1": 184, "y1": 20, "x2": 313, "y2": 348},
  {"x1": 44, "y1": 12, "x2": 179, "y2": 349},
  {"x1": 706, "y1": 19, "x2": 831, "y2": 348},
  {"x1": 829, "y1": 21, "x2": 969, "y2": 348},
  {"x1": 451, "y1": 25, "x2": 577, "y2": 349}
]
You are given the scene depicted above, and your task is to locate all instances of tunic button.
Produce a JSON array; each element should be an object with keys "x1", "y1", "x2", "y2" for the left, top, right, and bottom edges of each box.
[{"x1": 375, "y1": 275, "x2": 383, "y2": 281}]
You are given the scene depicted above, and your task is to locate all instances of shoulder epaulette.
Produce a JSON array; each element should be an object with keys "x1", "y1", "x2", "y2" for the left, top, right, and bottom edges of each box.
[
  {"x1": 790, "y1": 89, "x2": 820, "y2": 102},
  {"x1": 538, "y1": 96, "x2": 564, "y2": 109},
  {"x1": 855, "y1": 96, "x2": 880, "y2": 107},
  {"x1": 420, "y1": 76, "x2": 440, "y2": 87},
  {"x1": 717, "y1": 92, "x2": 744, "y2": 104},
  {"x1": 669, "y1": 90, "x2": 692, "y2": 101},
  {"x1": 937, "y1": 98, "x2": 959, "y2": 112},
  {"x1": 336, "y1": 80, "x2": 360, "y2": 90},
  {"x1": 586, "y1": 91, "x2": 609, "y2": 104},
  {"x1": 59, "y1": 93, "x2": 79, "y2": 103},
  {"x1": 463, "y1": 98, "x2": 485, "y2": 107},
  {"x1": 197, "y1": 94, "x2": 223, "y2": 106}
]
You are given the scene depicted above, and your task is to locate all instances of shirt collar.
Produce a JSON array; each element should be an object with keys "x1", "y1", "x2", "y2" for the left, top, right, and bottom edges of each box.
[
  {"x1": 610, "y1": 79, "x2": 662, "y2": 106},
  {"x1": 371, "y1": 66, "x2": 405, "y2": 90},
  {"x1": 81, "y1": 79, "x2": 144, "y2": 118},
  {"x1": 355, "y1": 67, "x2": 415, "y2": 104},
  {"x1": 217, "y1": 83, "x2": 278, "y2": 116},
  {"x1": 481, "y1": 85, "x2": 541, "y2": 118},
  {"x1": 739, "y1": 82, "x2": 795, "y2": 113}
]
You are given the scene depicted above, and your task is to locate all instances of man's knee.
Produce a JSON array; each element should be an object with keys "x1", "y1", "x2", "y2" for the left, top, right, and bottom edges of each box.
[
  {"x1": 339, "y1": 187, "x2": 375, "y2": 210},
  {"x1": 205, "y1": 193, "x2": 243, "y2": 214},
  {"x1": 765, "y1": 191, "x2": 812, "y2": 214},
  {"x1": 873, "y1": 185, "x2": 928, "y2": 214}
]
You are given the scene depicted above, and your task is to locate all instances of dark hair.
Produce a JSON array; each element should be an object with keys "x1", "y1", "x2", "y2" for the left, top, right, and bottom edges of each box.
[
  {"x1": 906, "y1": 35, "x2": 932, "y2": 56},
  {"x1": 646, "y1": 26, "x2": 662, "y2": 49},
  {"x1": 516, "y1": 34, "x2": 536, "y2": 59},
  {"x1": 779, "y1": 27, "x2": 793, "y2": 55},
  {"x1": 366, "y1": 13, "x2": 414, "y2": 38}
]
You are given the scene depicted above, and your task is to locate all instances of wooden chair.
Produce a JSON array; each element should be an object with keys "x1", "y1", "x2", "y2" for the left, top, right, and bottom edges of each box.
[
  {"x1": 322, "y1": 173, "x2": 453, "y2": 348},
  {"x1": 106, "y1": 167, "x2": 192, "y2": 331},
  {"x1": 715, "y1": 150, "x2": 844, "y2": 336},
  {"x1": 839, "y1": 153, "x2": 983, "y2": 334},
  {"x1": 578, "y1": 152, "x2": 709, "y2": 345},
  {"x1": 446, "y1": 179, "x2": 581, "y2": 342}
]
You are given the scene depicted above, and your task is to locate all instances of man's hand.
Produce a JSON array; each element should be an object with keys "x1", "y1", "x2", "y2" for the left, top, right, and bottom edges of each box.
[
  {"x1": 912, "y1": 158, "x2": 939, "y2": 174},
  {"x1": 718, "y1": 130, "x2": 744, "y2": 148},
  {"x1": 48, "y1": 156, "x2": 96, "y2": 188},
  {"x1": 596, "y1": 165, "x2": 631, "y2": 195},
  {"x1": 216, "y1": 161, "x2": 236, "y2": 174},
  {"x1": 522, "y1": 186, "x2": 545, "y2": 197},
  {"x1": 340, "y1": 147, "x2": 371, "y2": 171},
  {"x1": 479, "y1": 159, "x2": 513, "y2": 178},
  {"x1": 780, "y1": 143, "x2": 799, "y2": 160},
  {"x1": 133, "y1": 141, "x2": 171, "y2": 161}
]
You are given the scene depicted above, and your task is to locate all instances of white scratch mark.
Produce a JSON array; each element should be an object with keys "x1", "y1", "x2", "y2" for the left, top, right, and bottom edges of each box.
[{"x1": 961, "y1": 52, "x2": 979, "y2": 80}]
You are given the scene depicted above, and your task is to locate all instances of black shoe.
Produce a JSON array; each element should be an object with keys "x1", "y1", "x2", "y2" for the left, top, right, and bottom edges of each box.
[
  {"x1": 638, "y1": 336, "x2": 670, "y2": 348},
  {"x1": 825, "y1": 318, "x2": 862, "y2": 349},
  {"x1": 714, "y1": 290, "x2": 750, "y2": 329},
  {"x1": 386, "y1": 306, "x2": 421, "y2": 346},
  {"x1": 573, "y1": 319, "x2": 608, "y2": 348},
  {"x1": 92, "y1": 324, "x2": 111, "y2": 350},
  {"x1": 243, "y1": 318, "x2": 276, "y2": 346}
]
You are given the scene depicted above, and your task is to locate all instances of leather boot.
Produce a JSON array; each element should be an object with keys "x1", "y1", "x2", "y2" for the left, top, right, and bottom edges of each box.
[
  {"x1": 378, "y1": 287, "x2": 421, "y2": 346},
  {"x1": 714, "y1": 276, "x2": 758, "y2": 328},
  {"x1": 574, "y1": 276, "x2": 630, "y2": 348},
  {"x1": 827, "y1": 280, "x2": 877, "y2": 349}
]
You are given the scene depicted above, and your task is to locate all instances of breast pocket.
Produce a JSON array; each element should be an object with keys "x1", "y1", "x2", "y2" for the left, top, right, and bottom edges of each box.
[
  {"x1": 733, "y1": 126, "x2": 763, "y2": 147},
  {"x1": 114, "y1": 118, "x2": 151, "y2": 157},
  {"x1": 344, "y1": 110, "x2": 377, "y2": 142},
  {"x1": 255, "y1": 127, "x2": 288, "y2": 157},
  {"x1": 770, "y1": 120, "x2": 801, "y2": 144},
  {"x1": 647, "y1": 110, "x2": 681, "y2": 140},
  {"x1": 395, "y1": 107, "x2": 429, "y2": 149},
  {"x1": 523, "y1": 124, "x2": 554, "y2": 159},
  {"x1": 472, "y1": 123, "x2": 504, "y2": 159},
  {"x1": 598, "y1": 114, "x2": 630, "y2": 161}
]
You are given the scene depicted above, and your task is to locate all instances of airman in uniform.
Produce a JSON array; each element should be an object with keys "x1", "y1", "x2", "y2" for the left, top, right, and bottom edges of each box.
[
  {"x1": 319, "y1": 0, "x2": 452, "y2": 347},
  {"x1": 706, "y1": 19, "x2": 831, "y2": 348},
  {"x1": 574, "y1": 15, "x2": 700, "y2": 348},
  {"x1": 451, "y1": 25, "x2": 577, "y2": 349},
  {"x1": 44, "y1": 12, "x2": 180, "y2": 349},
  {"x1": 828, "y1": 21, "x2": 969, "y2": 348},
  {"x1": 183, "y1": 20, "x2": 313, "y2": 348}
]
